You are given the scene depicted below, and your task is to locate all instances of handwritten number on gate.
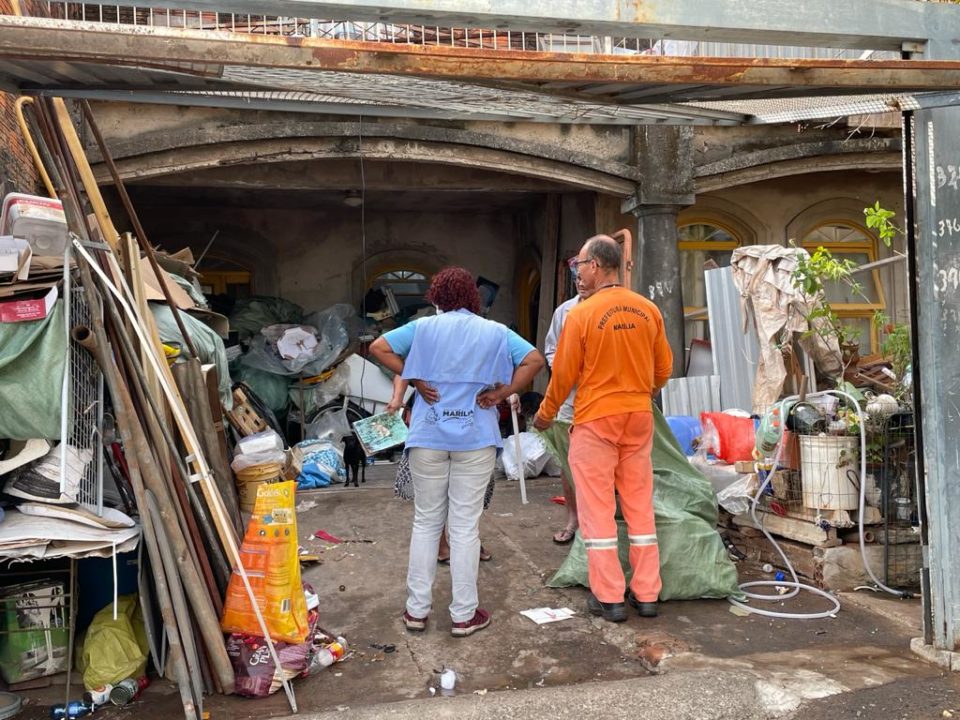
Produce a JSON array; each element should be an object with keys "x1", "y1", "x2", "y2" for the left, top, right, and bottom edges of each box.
[
  {"x1": 938, "y1": 218, "x2": 960, "y2": 237},
  {"x1": 935, "y1": 166, "x2": 960, "y2": 190}
]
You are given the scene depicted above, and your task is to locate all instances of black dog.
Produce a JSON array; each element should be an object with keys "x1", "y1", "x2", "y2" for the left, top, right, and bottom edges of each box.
[{"x1": 343, "y1": 434, "x2": 366, "y2": 487}]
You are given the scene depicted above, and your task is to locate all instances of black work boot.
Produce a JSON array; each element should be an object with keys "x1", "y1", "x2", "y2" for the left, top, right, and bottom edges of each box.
[
  {"x1": 587, "y1": 593, "x2": 627, "y2": 623},
  {"x1": 626, "y1": 590, "x2": 658, "y2": 618}
]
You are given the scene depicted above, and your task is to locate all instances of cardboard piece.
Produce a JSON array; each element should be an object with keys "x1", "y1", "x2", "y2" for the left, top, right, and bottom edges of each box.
[
  {"x1": 0, "y1": 237, "x2": 32, "y2": 284},
  {"x1": 0, "y1": 439, "x2": 51, "y2": 476},
  {"x1": 0, "y1": 285, "x2": 57, "y2": 323},
  {"x1": 139, "y1": 257, "x2": 195, "y2": 309}
]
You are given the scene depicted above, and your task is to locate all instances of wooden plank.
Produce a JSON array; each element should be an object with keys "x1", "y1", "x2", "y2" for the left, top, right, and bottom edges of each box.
[{"x1": 733, "y1": 510, "x2": 842, "y2": 548}]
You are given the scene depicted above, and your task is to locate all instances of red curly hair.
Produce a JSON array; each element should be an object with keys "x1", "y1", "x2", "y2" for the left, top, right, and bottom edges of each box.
[{"x1": 426, "y1": 267, "x2": 481, "y2": 315}]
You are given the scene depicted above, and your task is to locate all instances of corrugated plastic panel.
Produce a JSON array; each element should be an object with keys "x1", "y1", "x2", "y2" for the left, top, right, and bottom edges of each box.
[{"x1": 705, "y1": 266, "x2": 759, "y2": 412}]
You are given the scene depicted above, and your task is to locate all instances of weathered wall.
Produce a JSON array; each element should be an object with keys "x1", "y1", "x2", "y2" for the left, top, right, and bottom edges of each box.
[
  {"x1": 0, "y1": 91, "x2": 38, "y2": 196},
  {"x1": 685, "y1": 169, "x2": 908, "y2": 322},
  {"x1": 136, "y1": 204, "x2": 521, "y2": 325}
]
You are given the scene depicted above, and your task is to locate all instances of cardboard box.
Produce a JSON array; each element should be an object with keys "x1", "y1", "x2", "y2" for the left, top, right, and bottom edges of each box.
[{"x1": 0, "y1": 285, "x2": 58, "y2": 323}]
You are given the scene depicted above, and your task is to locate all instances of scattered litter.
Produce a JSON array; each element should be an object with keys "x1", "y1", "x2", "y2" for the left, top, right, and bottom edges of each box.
[
  {"x1": 339, "y1": 585, "x2": 346, "y2": 592},
  {"x1": 535, "y1": 678, "x2": 545, "y2": 687},
  {"x1": 370, "y1": 643, "x2": 396, "y2": 654},
  {"x1": 473, "y1": 689, "x2": 488, "y2": 696},
  {"x1": 440, "y1": 669, "x2": 456, "y2": 691},
  {"x1": 314, "y1": 530, "x2": 344, "y2": 544},
  {"x1": 775, "y1": 586, "x2": 789, "y2": 595},
  {"x1": 729, "y1": 605, "x2": 751, "y2": 617},
  {"x1": 334, "y1": 672, "x2": 342, "y2": 678},
  {"x1": 943, "y1": 712, "x2": 953, "y2": 718},
  {"x1": 296, "y1": 499, "x2": 318, "y2": 512},
  {"x1": 428, "y1": 688, "x2": 436, "y2": 696},
  {"x1": 520, "y1": 607, "x2": 577, "y2": 625},
  {"x1": 550, "y1": 496, "x2": 566, "y2": 506},
  {"x1": 494, "y1": 513, "x2": 514, "y2": 518},
  {"x1": 298, "y1": 546, "x2": 321, "y2": 566}
]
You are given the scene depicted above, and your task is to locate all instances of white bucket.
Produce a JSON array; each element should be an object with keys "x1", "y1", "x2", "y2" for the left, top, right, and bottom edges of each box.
[{"x1": 799, "y1": 435, "x2": 860, "y2": 510}]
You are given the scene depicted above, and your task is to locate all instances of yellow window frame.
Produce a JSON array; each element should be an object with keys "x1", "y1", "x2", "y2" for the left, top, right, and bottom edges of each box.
[{"x1": 801, "y1": 220, "x2": 886, "y2": 352}]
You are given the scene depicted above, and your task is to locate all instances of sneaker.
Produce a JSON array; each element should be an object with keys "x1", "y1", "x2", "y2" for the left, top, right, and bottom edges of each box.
[
  {"x1": 402, "y1": 610, "x2": 427, "y2": 632},
  {"x1": 451, "y1": 608, "x2": 491, "y2": 637},
  {"x1": 626, "y1": 591, "x2": 658, "y2": 618},
  {"x1": 587, "y1": 594, "x2": 627, "y2": 623}
]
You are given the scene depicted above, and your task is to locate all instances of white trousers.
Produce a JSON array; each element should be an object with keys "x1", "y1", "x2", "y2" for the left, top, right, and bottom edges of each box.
[{"x1": 406, "y1": 446, "x2": 496, "y2": 622}]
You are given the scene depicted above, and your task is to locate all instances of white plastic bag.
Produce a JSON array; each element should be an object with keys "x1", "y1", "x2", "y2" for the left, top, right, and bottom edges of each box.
[
  {"x1": 501, "y1": 432, "x2": 551, "y2": 481},
  {"x1": 236, "y1": 429, "x2": 285, "y2": 456},
  {"x1": 714, "y1": 473, "x2": 759, "y2": 515},
  {"x1": 231, "y1": 449, "x2": 287, "y2": 473},
  {"x1": 305, "y1": 408, "x2": 352, "y2": 445}
]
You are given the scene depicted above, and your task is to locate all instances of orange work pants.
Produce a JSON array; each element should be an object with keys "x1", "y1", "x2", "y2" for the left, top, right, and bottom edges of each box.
[{"x1": 568, "y1": 411, "x2": 661, "y2": 604}]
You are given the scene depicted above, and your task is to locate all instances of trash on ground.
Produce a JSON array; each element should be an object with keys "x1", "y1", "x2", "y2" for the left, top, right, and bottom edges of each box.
[
  {"x1": 550, "y1": 496, "x2": 566, "y2": 505},
  {"x1": 520, "y1": 607, "x2": 577, "y2": 625},
  {"x1": 314, "y1": 529, "x2": 344, "y2": 544}
]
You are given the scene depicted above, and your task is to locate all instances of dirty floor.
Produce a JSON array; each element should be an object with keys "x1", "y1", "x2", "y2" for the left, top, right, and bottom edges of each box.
[{"x1": 13, "y1": 465, "x2": 960, "y2": 719}]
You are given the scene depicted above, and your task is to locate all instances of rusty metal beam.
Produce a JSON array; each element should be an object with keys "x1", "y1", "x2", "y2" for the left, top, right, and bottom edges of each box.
[{"x1": 3, "y1": 17, "x2": 960, "y2": 99}]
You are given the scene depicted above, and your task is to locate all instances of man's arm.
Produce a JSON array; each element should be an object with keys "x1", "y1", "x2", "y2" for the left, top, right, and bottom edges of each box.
[
  {"x1": 652, "y1": 315, "x2": 674, "y2": 390},
  {"x1": 544, "y1": 305, "x2": 566, "y2": 369},
  {"x1": 537, "y1": 315, "x2": 584, "y2": 424}
]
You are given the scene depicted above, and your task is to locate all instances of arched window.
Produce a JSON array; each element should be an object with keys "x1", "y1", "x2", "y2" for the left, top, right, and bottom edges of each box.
[
  {"x1": 370, "y1": 269, "x2": 431, "y2": 317},
  {"x1": 801, "y1": 222, "x2": 885, "y2": 352},
  {"x1": 678, "y1": 222, "x2": 740, "y2": 342}
]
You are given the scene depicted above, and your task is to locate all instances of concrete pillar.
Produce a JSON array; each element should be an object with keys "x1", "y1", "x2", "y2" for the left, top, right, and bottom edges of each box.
[
  {"x1": 622, "y1": 126, "x2": 695, "y2": 378},
  {"x1": 634, "y1": 204, "x2": 686, "y2": 378}
]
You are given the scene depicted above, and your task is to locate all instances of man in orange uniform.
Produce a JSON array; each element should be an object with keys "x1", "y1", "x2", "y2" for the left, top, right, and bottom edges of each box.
[{"x1": 534, "y1": 235, "x2": 673, "y2": 622}]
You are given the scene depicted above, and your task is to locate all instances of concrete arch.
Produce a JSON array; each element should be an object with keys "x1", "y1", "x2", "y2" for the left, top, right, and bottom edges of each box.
[
  {"x1": 93, "y1": 117, "x2": 640, "y2": 195},
  {"x1": 678, "y1": 195, "x2": 767, "y2": 246},
  {"x1": 785, "y1": 197, "x2": 876, "y2": 243},
  {"x1": 350, "y1": 246, "x2": 450, "y2": 306}
]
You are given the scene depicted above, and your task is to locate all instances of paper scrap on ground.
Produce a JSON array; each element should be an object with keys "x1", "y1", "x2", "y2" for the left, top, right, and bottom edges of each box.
[{"x1": 520, "y1": 607, "x2": 577, "y2": 625}]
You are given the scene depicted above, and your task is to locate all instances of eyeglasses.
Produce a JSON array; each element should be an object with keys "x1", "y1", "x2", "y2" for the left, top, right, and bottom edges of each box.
[{"x1": 567, "y1": 257, "x2": 595, "y2": 270}]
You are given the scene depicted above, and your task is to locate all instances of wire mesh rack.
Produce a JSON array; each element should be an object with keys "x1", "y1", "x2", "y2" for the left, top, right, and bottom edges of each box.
[
  {"x1": 868, "y1": 411, "x2": 922, "y2": 590},
  {"x1": 62, "y1": 267, "x2": 105, "y2": 515}
]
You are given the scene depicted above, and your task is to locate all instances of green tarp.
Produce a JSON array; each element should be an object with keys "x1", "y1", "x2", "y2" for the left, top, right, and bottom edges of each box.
[
  {"x1": 545, "y1": 406, "x2": 743, "y2": 601},
  {"x1": 0, "y1": 302, "x2": 66, "y2": 440}
]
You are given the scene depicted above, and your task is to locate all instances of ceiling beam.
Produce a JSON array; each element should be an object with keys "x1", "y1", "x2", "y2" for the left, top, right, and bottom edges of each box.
[
  {"x1": 68, "y1": 0, "x2": 957, "y2": 53},
  {"x1": 3, "y1": 17, "x2": 960, "y2": 97}
]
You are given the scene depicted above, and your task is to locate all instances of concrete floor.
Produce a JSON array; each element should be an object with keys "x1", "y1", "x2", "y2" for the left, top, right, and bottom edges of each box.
[{"x1": 13, "y1": 465, "x2": 960, "y2": 720}]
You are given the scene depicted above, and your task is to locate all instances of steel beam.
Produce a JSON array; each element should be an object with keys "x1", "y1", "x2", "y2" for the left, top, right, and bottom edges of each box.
[
  {"x1": 3, "y1": 17, "x2": 960, "y2": 98},
  {"x1": 69, "y1": 0, "x2": 957, "y2": 53}
]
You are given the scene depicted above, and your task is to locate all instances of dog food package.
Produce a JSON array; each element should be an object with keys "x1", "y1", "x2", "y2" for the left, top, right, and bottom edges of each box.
[
  {"x1": 0, "y1": 580, "x2": 70, "y2": 683},
  {"x1": 220, "y1": 481, "x2": 309, "y2": 644},
  {"x1": 227, "y1": 608, "x2": 323, "y2": 698}
]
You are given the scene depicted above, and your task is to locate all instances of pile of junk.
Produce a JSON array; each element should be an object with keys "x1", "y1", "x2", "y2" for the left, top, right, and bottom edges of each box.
[{"x1": 0, "y1": 97, "x2": 374, "y2": 720}]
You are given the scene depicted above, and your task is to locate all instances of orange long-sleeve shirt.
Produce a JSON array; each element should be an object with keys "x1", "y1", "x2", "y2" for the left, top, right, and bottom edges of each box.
[{"x1": 539, "y1": 287, "x2": 673, "y2": 425}]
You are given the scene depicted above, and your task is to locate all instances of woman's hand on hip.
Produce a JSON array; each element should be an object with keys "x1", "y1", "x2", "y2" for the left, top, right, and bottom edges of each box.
[{"x1": 411, "y1": 380, "x2": 440, "y2": 404}]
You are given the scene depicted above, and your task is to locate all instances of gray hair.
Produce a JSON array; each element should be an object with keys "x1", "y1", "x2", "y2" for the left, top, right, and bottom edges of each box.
[{"x1": 584, "y1": 235, "x2": 621, "y2": 270}]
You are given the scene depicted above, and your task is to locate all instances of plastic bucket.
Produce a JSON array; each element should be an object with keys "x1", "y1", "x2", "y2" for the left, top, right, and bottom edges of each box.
[
  {"x1": 799, "y1": 435, "x2": 859, "y2": 510},
  {"x1": 235, "y1": 462, "x2": 283, "y2": 513}
]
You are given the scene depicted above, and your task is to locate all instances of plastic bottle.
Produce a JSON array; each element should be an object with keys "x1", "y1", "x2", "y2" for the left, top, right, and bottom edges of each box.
[
  {"x1": 49, "y1": 701, "x2": 93, "y2": 719},
  {"x1": 440, "y1": 669, "x2": 457, "y2": 691},
  {"x1": 82, "y1": 686, "x2": 112, "y2": 707},
  {"x1": 314, "y1": 637, "x2": 348, "y2": 668}
]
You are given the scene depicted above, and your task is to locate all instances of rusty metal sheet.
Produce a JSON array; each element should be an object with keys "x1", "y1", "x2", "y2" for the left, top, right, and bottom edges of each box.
[{"x1": 3, "y1": 16, "x2": 960, "y2": 102}]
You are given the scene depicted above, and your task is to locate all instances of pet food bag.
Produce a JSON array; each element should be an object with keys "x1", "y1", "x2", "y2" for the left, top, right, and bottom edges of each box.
[{"x1": 220, "y1": 481, "x2": 309, "y2": 644}]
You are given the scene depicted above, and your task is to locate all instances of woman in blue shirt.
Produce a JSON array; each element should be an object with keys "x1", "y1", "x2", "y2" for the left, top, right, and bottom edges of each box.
[{"x1": 369, "y1": 267, "x2": 544, "y2": 637}]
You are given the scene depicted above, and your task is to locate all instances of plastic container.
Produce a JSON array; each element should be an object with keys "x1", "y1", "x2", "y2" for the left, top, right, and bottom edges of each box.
[
  {"x1": 235, "y1": 462, "x2": 284, "y2": 513},
  {"x1": 799, "y1": 435, "x2": 860, "y2": 510},
  {"x1": 314, "y1": 637, "x2": 348, "y2": 669},
  {"x1": 0, "y1": 194, "x2": 68, "y2": 255}
]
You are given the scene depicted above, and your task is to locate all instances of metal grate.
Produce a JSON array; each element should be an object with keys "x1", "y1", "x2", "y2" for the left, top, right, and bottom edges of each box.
[
  {"x1": 63, "y1": 270, "x2": 105, "y2": 514},
  {"x1": 869, "y1": 412, "x2": 922, "y2": 590}
]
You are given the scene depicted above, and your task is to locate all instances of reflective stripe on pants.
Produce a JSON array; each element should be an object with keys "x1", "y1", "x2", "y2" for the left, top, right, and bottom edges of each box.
[{"x1": 568, "y1": 411, "x2": 661, "y2": 604}]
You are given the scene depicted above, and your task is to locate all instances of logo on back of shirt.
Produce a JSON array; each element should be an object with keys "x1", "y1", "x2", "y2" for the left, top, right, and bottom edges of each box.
[
  {"x1": 424, "y1": 406, "x2": 475, "y2": 428},
  {"x1": 597, "y1": 304, "x2": 650, "y2": 331}
]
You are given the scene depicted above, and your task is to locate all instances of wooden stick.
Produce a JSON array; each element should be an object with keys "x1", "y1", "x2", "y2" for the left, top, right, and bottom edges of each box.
[{"x1": 509, "y1": 394, "x2": 528, "y2": 505}]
